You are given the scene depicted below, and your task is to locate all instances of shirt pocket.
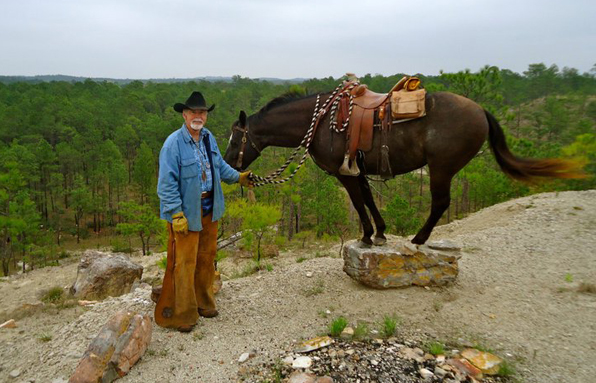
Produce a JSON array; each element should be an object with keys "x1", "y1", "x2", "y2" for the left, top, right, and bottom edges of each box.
[
  {"x1": 180, "y1": 158, "x2": 199, "y2": 179},
  {"x1": 210, "y1": 149, "x2": 221, "y2": 170}
]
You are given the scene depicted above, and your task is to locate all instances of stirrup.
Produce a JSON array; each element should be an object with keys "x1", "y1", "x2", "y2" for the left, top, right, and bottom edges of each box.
[{"x1": 339, "y1": 154, "x2": 360, "y2": 176}]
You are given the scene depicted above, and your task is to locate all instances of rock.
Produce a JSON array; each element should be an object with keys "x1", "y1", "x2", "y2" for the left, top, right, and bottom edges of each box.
[
  {"x1": 70, "y1": 250, "x2": 143, "y2": 300},
  {"x1": 288, "y1": 371, "x2": 316, "y2": 383},
  {"x1": 292, "y1": 356, "x2": 313, "y2": 369},
  {"x1": 424, "y1": 239, "x2": 462, "y2": 252},
  {"x1": 69, "y1": 310, "x2": 152, "y2": 383},
  {"x1": 77, "y1": 300, "x2": 98, "y2": 307},
  {"x1": 340, "y1": 327, "x2": 354, "y2": 339},
  {"x1": 295, "y1": 336, "x2": 333, "y2": 353},
  {"x1": 9, "y1": 369, "x2": 21, "y2": 378},
  {"x1": 0, "y1": 319, "x2": 17, "y2": 329},
  {"x1": 315, "y1": 377, "x2": 334, "y2": 383},
  {"x1": 461, "y1": 348, "x2": 503, "y2": 375},
  {"x1": 434, "y1": 366, "x2": 448, "y2": 378},
  {"x1": 400, "y1": 347, "x2": 425, "y2": 363},
  {"x1": 419, "y1": 368, "x2": 434, "y2": 379},
  {"x1": 342, "y1": 239, "x2": 459, "y2": 288},
  {"x1": 306, "y1": 272, "x2": 313, "y2": 278},
  {"x1": 282, "y1": 356, "x2": 294, "y2": 365},
  {"x1": 447, "y1": 358, "x2": 483, "y2": 380},
  {"x1": 52, "y1": 378, "x2": 68, "y2": 383},
  {"x1": 238, "y1": 352, "x2": 250, "y2": 363}
]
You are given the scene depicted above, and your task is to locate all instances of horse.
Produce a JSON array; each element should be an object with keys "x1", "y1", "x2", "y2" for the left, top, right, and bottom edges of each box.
[{"x1": 223, "y1": 88, "x2": 582, "y2": 246}]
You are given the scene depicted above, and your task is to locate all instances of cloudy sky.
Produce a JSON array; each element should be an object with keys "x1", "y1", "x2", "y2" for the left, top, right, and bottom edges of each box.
[{"x1": 1, "y1": 0, "x2": 594, "y2": 79}]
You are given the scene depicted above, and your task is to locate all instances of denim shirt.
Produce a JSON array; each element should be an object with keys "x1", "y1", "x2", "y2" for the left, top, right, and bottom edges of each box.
[{"x1": 158, "y1": 125, "x2": 240, "y2": 231}]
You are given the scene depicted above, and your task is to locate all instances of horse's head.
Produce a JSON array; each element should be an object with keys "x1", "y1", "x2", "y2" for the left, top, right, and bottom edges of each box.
[{"x1": 224, "y1": 111, "x2": 262, "y2": 171}]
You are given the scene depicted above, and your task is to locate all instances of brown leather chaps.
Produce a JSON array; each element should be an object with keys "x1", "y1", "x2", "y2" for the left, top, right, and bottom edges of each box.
[{"x1": 154, "y1": 213, "x2": 218, "y2": 329}]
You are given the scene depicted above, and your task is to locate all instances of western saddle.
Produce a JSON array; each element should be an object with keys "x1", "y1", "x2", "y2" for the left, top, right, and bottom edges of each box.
[{"x1": 337, "y1": 75, "x2": 425, "y2": 177}]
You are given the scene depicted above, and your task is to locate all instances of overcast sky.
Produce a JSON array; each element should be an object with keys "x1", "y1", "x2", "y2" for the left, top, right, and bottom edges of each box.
[{"x1": 1, "y1": 0, "x2": 594, "y2": 79}]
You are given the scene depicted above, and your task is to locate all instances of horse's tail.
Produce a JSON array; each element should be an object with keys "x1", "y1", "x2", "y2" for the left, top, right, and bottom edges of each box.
[{"x1": 485, "y1": 110, "x2": 586, "y2": 182}]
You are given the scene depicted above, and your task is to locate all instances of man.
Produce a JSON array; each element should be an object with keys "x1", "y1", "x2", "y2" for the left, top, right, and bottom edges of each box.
[{"x1": 155, "y1": 91, "x2": 252, "y2": 332}]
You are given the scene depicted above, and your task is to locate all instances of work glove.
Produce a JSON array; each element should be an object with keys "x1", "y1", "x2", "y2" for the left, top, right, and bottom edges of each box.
[
  {"x1": 172, "y1": 212, "x2": 188, "y2": 235},
  {"x1": 239, "y1": 171, "x2": 254, "y2": 188}
]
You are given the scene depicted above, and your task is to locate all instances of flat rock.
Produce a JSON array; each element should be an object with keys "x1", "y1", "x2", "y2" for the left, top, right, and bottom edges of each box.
[
  {"x1": 292, "y1": 356, "x2": 313, "y2": 369},
  {"x1": 343, "y1": 239, "x2": 459, "y2": 288},
  {"x1": 9, "y1": 369, "x2": 21, "y2": 378},
  {"x1": 461, "y1": 348, "x2": 503, "y2": 375},
  {"x1": 70, "y1": 250, "x2": 143, "y2": 300}
]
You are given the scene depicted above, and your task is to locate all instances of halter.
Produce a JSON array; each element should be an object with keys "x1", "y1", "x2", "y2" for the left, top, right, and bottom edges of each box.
[{"x1": 233, "y1": 118, "x2": 262, "y2": 169}]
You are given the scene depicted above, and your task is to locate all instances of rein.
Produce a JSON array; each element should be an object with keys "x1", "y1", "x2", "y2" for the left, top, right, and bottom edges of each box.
[{"x1": 244, "y1": 81, "x2": 360, "y2": 187}]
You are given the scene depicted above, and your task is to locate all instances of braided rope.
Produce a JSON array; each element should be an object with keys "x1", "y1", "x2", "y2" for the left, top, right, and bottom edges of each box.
[{"x1": 249, "y1": 81, "x2": 359, "y2": 187}]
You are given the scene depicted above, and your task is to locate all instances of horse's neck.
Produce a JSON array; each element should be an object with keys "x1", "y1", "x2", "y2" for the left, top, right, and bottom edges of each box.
[{"x1": 253, "y1": 96, "x2": 320, "y2": 149}]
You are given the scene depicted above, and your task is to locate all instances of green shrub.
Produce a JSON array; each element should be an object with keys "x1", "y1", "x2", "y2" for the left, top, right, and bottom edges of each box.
[
  {"x1": 328, "y1": 316, "x2": 348, "y2": 337},
  {"x1": 111, "y1": 239, "x2": 133, "y2": 254}
]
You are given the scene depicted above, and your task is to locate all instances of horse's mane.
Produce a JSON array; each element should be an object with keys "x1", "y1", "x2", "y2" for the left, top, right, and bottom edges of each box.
[{"x1": 255, "y1": 91, "x2": 316, "y2": 119}]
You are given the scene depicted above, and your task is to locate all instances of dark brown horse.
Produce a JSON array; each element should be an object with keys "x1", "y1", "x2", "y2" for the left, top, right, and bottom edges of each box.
[{"x1": 224, "y1": 90, "x2": 582, "y2": 246}]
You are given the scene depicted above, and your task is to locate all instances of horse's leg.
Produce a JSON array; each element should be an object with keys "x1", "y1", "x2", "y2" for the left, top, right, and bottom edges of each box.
[
  {"x1": 357, "y1": 174, "x2": 387, "y2": 246},
  {"x1": 337, "y1": 175, "x2": 374, "y2": 247},
  {"x1": 411, "y1": 170, "x2": 453, "y2": 245}
]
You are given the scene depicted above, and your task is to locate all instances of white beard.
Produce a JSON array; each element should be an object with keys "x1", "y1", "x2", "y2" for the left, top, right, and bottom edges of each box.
[{"x1": 190, "y1": 119, "x2": 204, "y2": 131}]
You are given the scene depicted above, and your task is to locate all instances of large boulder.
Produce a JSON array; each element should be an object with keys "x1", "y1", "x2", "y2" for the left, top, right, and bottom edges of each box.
[
  {"x1": 343, "y1": 238, "x2": 460, "y2": 288},
  {"x1": 70, "y1": 251, "x2": 143, "y2": 300},
  {"x1": 69, "y1": 310, "x2": 152, "y2": 383}
]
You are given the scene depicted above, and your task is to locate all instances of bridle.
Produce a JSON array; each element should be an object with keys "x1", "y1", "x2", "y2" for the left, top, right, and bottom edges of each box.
[{"x1": 233, "y1": 118, "x2": 262, "y2": 169}]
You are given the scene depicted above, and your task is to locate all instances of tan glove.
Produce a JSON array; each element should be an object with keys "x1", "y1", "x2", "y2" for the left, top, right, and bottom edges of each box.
[
  {"x1": 239, "y1": 171, "x2": 254, "y2": 188},
  {"x1": 172, "y1": 212, "x2": 188, "y2": 235}
]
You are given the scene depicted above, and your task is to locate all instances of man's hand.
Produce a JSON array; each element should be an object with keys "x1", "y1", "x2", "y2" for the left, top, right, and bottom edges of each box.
[
  {"x1": 172, "y1": 212, "x2": 188, "y2": 235},
  {"x1": 239, "y1": 171, "x2": 254, "y2": 188}
]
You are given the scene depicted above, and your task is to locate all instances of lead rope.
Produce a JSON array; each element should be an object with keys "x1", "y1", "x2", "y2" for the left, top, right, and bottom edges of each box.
[{"x1": 249, "y1": 81, "x2": 360, "y2": 187}]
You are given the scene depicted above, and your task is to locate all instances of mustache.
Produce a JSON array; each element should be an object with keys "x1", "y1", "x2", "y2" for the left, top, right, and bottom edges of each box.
[{"x1": 192, "y1": 118, "x2": 204, "y2": 124}]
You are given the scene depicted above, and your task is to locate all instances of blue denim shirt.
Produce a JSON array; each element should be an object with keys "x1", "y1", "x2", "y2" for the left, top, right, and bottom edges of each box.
[{"x1": 158, "y1": 125, "x2": 240, "y2": 231}]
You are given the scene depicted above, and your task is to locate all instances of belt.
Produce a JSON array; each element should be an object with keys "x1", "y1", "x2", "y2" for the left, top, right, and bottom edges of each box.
[{"x1": 201, "y1": 191, "x2": 213, "y2": 199}]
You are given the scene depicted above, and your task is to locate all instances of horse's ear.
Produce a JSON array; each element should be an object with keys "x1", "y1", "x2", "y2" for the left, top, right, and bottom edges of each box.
[{"x1": 239, "y1": 111, "x2": 247, "y2": 126}]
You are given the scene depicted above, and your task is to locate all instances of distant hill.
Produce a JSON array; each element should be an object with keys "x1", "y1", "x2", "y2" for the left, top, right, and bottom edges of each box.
[{"x1": 0, "y1": 74, "x2": 307, "y2": 85}]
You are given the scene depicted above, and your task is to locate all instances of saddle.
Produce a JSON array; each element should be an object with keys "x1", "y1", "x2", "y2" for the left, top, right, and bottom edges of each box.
[{"x1": 337, "y1": 76, "x2": 426, "y2": 177}]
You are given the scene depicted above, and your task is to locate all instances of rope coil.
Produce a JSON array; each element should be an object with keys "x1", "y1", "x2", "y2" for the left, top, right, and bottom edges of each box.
[{"x1": 249, "y1": 81, "x2": 360, "y2": 187}]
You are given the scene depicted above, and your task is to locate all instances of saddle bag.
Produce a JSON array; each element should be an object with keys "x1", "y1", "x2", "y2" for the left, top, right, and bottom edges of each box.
[{"x1": 390, "y1": 88, "x2": 427, "y2": 119}]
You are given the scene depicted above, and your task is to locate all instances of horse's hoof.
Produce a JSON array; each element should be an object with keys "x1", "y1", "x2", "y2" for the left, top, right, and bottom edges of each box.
[
  {"x1": 359, "y1": 240, "x2": 373, "y2": 248},
  {"x1": 373, "y1": 237, "x2": 387, "y2": 246}
]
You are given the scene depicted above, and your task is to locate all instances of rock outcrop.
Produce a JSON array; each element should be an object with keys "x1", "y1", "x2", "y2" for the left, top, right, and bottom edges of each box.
[
  {"x1": 70, "y1": 251, "x2": 143, "y2": 300},
  {"x1": 343, "y1": 238, "x2": 460, "y2": 288}
]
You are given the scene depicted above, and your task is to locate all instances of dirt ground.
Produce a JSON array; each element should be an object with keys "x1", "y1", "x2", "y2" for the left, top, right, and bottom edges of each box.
[{"x1": 0, "y1": 190, "x2": 594, "y2": 383}]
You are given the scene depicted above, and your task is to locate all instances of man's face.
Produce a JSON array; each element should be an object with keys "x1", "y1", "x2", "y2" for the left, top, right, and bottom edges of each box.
[{"x1": 183, "y1": 108, "x2": 208, "y2": 131}]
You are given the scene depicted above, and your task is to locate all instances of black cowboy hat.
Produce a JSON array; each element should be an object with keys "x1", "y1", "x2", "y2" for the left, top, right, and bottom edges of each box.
[{"x1": 173, "y1": 91, "x2": 215, "y2": 113}]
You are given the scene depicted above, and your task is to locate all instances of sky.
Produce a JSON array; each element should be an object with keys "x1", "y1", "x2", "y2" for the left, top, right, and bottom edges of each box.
[{"x1": 1, "y1": 0, "x2": 595, "y2": 79}]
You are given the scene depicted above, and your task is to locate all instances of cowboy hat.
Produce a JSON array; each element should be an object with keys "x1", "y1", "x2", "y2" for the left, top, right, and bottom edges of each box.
[{"x1": 173, "y1": 91, "x2": 215, "y2": 113}]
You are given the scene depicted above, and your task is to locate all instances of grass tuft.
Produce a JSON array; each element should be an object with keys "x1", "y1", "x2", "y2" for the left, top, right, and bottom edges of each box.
[
  {"x1": 353, "y1": 322, "x2": 369, "y2": 341},
  {"x1": 40, "y1": 286, "x2": 65, "y2": 304},
  {"x1": 156, "y1": 256, "x2": 167, "y2": 270},
  {"x1": 328, "y1": 316, "x2": 348, "y2": 337},
  {"x1": 38, "y1": 333, "x2": 53, "y2": 342},
  {"x1": 427, "y1": 341, "x2": 446, "y2": 356},
  {"x1": 497, "y1": 360, "x2": 517, "y2": 377},
  {"x1": 380, "y1": 315, "x2": 400, "y2": 338}
]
